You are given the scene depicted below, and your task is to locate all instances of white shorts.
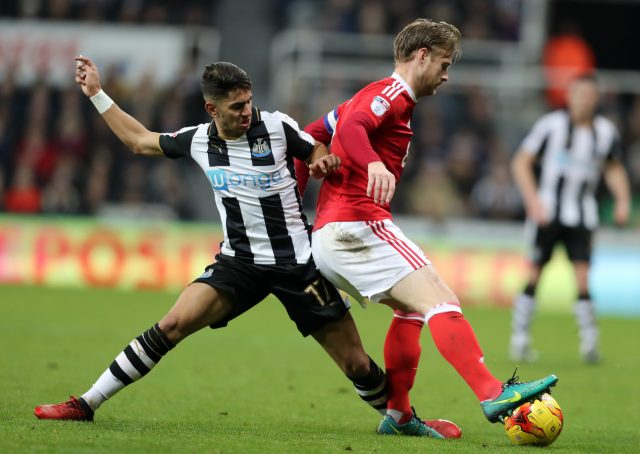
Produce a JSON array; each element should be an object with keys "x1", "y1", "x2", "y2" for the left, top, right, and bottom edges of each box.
[{"x1": 311, "y1": 220, "x2": 431, "y2": 304}]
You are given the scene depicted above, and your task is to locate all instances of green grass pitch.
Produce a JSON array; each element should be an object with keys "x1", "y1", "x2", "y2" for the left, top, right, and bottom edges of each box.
[{"x1": 1, "y1": 285, "x2": 639, "y2": 453}]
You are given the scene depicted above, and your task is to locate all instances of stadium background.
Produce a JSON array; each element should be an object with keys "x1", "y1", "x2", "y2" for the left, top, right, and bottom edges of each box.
[{"x1": 0, "y1": 0, "x2": 638, "y2": 316}]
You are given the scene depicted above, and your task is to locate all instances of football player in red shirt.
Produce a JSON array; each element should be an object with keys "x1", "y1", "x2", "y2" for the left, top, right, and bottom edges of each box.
[{"x1": 297, "y1": 18, "x2": 558, "y2": 436}]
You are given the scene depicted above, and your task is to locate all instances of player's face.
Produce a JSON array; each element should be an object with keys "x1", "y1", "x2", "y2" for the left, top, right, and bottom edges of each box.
[
  {"x1": 568, "y1": 80, "x2": 599, "y2": 121},
  {"x1": 210, "y1": 88, "x2": 253, "y2": 140},
  {"x1": 419, "y1": 48, "x2": 452, "y2": 97}
]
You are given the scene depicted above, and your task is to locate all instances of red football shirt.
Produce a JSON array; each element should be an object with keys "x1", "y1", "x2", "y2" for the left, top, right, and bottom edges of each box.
[{"x1": 310, "y1": 73, "x2": 417, "y2": 230}]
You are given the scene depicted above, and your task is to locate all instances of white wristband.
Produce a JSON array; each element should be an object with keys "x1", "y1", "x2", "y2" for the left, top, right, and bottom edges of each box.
[{"x1": 90, "y1": 89, "x2": 114, "y2": 114}]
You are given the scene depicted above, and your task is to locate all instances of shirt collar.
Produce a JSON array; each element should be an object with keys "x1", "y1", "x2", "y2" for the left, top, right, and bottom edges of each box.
[{"x1": 391, "y1": 72, "x2": 417, "y2": 102}]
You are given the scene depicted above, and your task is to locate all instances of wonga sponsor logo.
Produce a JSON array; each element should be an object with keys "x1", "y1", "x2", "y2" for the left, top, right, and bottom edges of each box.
[{"x1": 206, "y1": 169, "x2": 283, "y2": 191}]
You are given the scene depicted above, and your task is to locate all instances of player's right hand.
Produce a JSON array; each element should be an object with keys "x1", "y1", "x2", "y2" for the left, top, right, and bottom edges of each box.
[
  {"x1": 367, "y1": 161, "x2": 395, "y2": 206},
  {"x1": 74, "y1": 55, "x2": 102, "y2": 98},
  {"x1": 527, "y1": 196, "x2": 549, "y2": 225},
  {"x1": 309, "y1": 154, "x2": 341, "y2": 178}
]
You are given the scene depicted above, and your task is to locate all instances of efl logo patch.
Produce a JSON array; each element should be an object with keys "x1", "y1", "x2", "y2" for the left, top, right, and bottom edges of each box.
[{"x1": 370, "y1": 96, "x2": 390, "y2": 117}]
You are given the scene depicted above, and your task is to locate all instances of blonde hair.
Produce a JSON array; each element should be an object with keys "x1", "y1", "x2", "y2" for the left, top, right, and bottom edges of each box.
[{"x1": 394, "y1": 18, "x2": 461, "y2": 63}]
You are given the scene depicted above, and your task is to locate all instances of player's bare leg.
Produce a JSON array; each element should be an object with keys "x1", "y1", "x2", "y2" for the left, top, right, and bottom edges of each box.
[
  {"x1": 311, "y1": 312, "x2": 388, "y2": 415},
  {"x1": 573, "y1": 261, "x2": 599, "y2": 363},
  {"x1": 385, "y1": 265, "x2": 557, "y2": 423},
  {"x1": 312, "y1": 312, "x2": 369, "y2": 377},
  {"x1": 34, "y1": 284, "x2": 233, "y2": 421},
  {"x1": 158, "y1": 283, "x2": 234, "y2": 343}
]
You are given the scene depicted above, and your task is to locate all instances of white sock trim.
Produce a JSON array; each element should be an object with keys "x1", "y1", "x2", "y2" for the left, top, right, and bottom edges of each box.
[
  {"x1": 386, "y1": 409, "x2": 405, "y2": 423},
  {"x1": 131, "y1": 339, "x2": 158, "y2": 369},
  {"x1": 392, "y1": 313, "x2": 425, "y2": 324},
  {"x1": 114, "y1": 352, "x2": 143, "y2": 381},
  {"x1": 81, "y1": 387, "x2": 108, "y2": 411},
  {"x1": 367, "y1": 396, "x2": 388, "y2": 408},
  {"x1": 424, "y1": 302, "x2": 462, "y2": 324},
  {"x1": 355, "y1": 379, "x2": 387, "y2": 397},
  {"x1": 512, "y1": 293, "x2": 536, "y2": 333}
]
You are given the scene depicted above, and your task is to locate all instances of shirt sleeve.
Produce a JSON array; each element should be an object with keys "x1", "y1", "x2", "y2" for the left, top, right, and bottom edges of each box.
[
  {"x1": 159, "y1": 126, "x2": 199, "y2": 159},
  {"x1": 333, "y1": 89, "x2": 408, "y2": 169},
  {"x1": 606, "y1": 129, "x2": 623, "y2": 162},
  {"x1": 274, "y1": 111, "x2": 315, "y2": 161},
  {"x1": 350, "y1": 89, "x2": 398, "y2": 129},
  {"x1": 335, "y1": 111, "x2": 380, "y2": 168},
  {"x1": 520, "y1": 115, "x2": 553, "y2": 156},
  {"x1": 305, "y1": 116, "x2": 332, "y2": 146},
  {"x1": 304, "y1": 107, "x2": 341, "y2": 146}
]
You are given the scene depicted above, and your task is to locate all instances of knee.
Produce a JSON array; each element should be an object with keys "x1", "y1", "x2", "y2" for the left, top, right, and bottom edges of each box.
[
  {"x1": 342, "y1": 352, "x2": 371, "y2": 381},
  {"x1": 158, "y1": 315, "x2": 185, "y2": 344},
  {"x1": 413, "y1": 296, "x2": 461, "y2": 317}
]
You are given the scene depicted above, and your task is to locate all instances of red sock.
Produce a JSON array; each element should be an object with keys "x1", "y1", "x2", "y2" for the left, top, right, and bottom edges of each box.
[
  {"x1": 427, "y1": 308, "x2": 502, "y2": 401},
  {"x1": 384, "y1": 310, "x2": 424, "y2": 423}
]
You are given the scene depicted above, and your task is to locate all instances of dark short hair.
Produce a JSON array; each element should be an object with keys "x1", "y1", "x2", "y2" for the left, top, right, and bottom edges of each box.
[{"x1": 201, "y1": 62, "x2": 252, "y2": 101}]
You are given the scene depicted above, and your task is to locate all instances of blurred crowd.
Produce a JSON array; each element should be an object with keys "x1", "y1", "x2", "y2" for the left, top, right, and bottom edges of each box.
[
  {"x1": 0, "y1": 0, "x2": 215, "y2": 25},
  {"x1": 0, "y1": 63, "x2": 209, "y2": 219},
  {"x1": 282, "y1": 0, "x2": 522, "y2": 40},
  {"x1": 1, "y1": 0, "x2": 639, "y2": 224}
]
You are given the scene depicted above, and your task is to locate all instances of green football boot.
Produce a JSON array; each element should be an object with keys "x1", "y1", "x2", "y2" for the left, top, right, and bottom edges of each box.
[
  {"x1": 481, "y1": 370, "x2": 558, "y2": 423},
  {"x1": 377, "y1": 408, "x2": 445, "y2": 438}
]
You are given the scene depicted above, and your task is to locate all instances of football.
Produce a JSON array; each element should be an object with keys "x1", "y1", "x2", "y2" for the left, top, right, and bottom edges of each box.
[{"x1": 504, "y1": 393, "x2": 563, "y2": 446}]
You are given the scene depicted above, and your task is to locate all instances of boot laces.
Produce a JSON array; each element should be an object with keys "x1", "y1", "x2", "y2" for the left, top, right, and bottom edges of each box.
[
  {"x1": 504, "y1": 367, "x2": 522, "y2": 388},
  {"x1": 64, "y1": 396, "x2": 81, "y2": 409}
]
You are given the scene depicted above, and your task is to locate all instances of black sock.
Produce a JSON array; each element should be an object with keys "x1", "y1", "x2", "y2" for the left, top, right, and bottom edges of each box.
[{"x1": 351, "y1": 356, "x2": 387, "y2": 416}]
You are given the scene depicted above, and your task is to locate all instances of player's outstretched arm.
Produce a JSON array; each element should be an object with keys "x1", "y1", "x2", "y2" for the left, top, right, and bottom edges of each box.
[
  {"x1": 75, "y1": 55, "x2": 163, "y2": 157},
  {"x1": 603, "y1": 160, "x2": 631, "y2": 225}
]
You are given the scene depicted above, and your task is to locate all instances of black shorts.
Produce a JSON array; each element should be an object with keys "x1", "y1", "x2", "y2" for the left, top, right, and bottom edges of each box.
[
  {"x1": 530, "y1": 221, "x2": 593, "y2": 266},
  {"x1": 193, "y1": 254, "x2": 349, "y2": 337}
]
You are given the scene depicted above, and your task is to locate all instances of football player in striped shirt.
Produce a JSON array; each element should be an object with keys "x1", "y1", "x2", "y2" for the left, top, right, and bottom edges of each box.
[
  {"x1": 297, "y1": 18, "x2": 558, "y2": 436},
  {"x1": 34, "y1": 58, "x2": 392, "y2": 428},
  {"x1": 510, "y1": 74, "x2": 631, "y2": 363}
]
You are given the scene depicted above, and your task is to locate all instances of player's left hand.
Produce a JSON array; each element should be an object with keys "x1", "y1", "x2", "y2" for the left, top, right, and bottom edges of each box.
[
  {"x1": 614, "y1": 200, "x2": 630, "y2": 226},
  {"x1": 367, "y1": 161, "x2": 395, "y2": 205},
  {"x1": 309, "y1": 154, "x2": 341, "y2": 178},
  {"x1": 74, "y1": 55, "x2": 101, "y2": 97}
]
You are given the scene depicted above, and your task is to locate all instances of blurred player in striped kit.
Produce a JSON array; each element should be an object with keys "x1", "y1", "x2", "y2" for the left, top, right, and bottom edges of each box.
[{"x1": 510, "y1": 73, "x2": 631, "y2": 363}]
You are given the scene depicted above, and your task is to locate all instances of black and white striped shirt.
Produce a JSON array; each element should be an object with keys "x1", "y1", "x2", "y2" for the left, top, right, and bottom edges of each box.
[
  {"x1": 520, "y1": 109, "x2": 622, "y2": 229},
  {"x1": 159, "y1": 107, "x2": 314, "y2": 265}
]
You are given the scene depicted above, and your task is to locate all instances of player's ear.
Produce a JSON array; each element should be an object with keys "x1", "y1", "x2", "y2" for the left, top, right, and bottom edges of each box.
[
  {"x1": 418, "y1": 47, "x2": 429, "y2": 63},
  {"x1": 204, "y1": 100, "x2": 217, "y2": 118}
]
